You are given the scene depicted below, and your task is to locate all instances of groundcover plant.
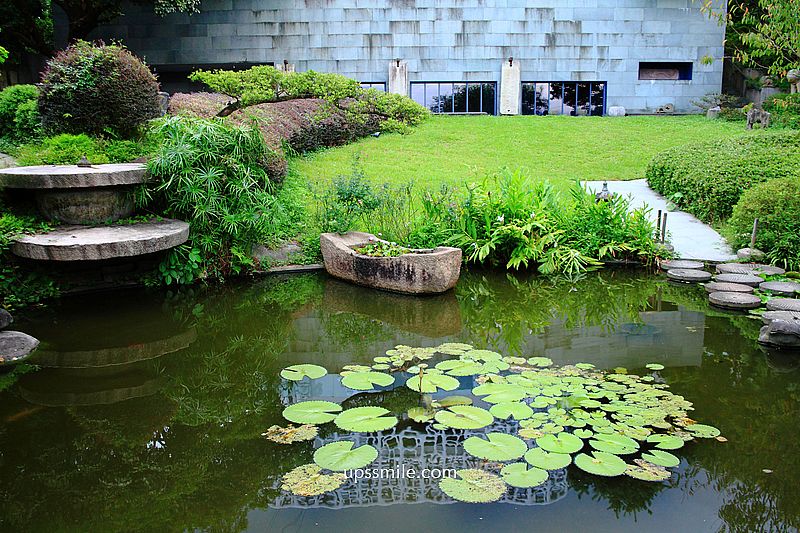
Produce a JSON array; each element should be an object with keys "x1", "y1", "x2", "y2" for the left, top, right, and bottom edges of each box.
[{"x1": 272, "y1": 343, "x2": 722, "y2": 503}]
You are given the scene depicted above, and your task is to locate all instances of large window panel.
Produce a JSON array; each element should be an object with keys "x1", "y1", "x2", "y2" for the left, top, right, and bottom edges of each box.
[
  {"x1": 425, "y1": 83, "x2": 440, "y2": 113},
  {"x1": 453, "y1": 83, "x2": 467, "y2": 113},
  {"x1": 467, "y1": 84, "x2": 482, "y2": 113},
  {"x1": 576, "y1": 83, "x2": 591, "y2": 116},
  {"x1": 481, "y1": 83, "x2": 496, "y2": 115},
  {"x1": 411, "y1": 81, "x2": 497, "y2": 115},
  {"x1": 549, "y1": 82, "x2": 564, "y2": 115},
  {"x1": 590, "y1": 83, "x2": 606, "y2": 116},
  {"x1": 535, "y1": 83, "x2": 549, "y2": 115}
]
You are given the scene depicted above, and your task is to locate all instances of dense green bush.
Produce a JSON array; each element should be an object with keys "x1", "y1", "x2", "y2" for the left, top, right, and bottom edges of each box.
[
  {"x1": 39, "y1": 41, "x2": 161, "y2": 137},
  {"x1": 763, "y1": 93, "x2": 800, "y2": 129},
  {"x1": 0, "y1": 84, "x2": 41, "y2": 143},
  {"x1": 728, "y1": 177, "x2": 800, "y2": 269},
  {"x1": 646, "y1": 131, "x2": 800, "y2": 222},
  {"x1": 15, "y1": 134, "x2": 152, "y2": 165},
  {"x1": 145, "y1": 115, "x2": 297, "y2": 283}
]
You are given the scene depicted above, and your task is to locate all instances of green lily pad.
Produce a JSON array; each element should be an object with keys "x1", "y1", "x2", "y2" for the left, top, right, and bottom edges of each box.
[
  {"x1": 435, "y1": 342, "x2": 474, "y2": 354},
  {"x1": 342, "y1": 364, "x2": 372, "y2": 373},
  {"x1": 645, "y1": 363, "x2": 665, "y2": 371},
  {"x1": 625, "y1": 459, "x2": 671, "y2": 481},
  {"x1": 408, "y1": 407, "x2": 434, "y2": 423},
  {"x1": 640, "y1": 449, "x2": 680, "y2": 468},
  {"x1": 283, "y1": 401, "x2": 342, "y2": 424},
  {"x1": 523, "y1": 448, "x2": 572, "y2": 470},
  {"x1": 472, "y1": 383, "x2": 526, "y2": 403},
  {"x1": 536, "y1": 432, "x2": 584, "y2": 454},
  {"x1": 687, "y1": 424, "x2": 721, "y2": 438},
  {"x1": 313, "y1": 441, "x2": 378, "y2": 471},
  {"x1": 574, "y1": 452, "x2": 628, "y2": 477},
  {"x1": 334, "y1": 407, "x2": 398, "y2": 432},
  {"x1": 405, "y1": 372, "x2": 460, "y2": 393},
  {"x1": 341, "y1": 371, "x2": 395, "y2": 391},
  {"x1": 463, "y1": 349, "x2": 503, "y2": 361},
  {"x1": 481, "y1": 359, "x2": 512, "y2": 373},
  {"x1": 528, "y1": 356, "x2": 553, "y2": 367},
  {"x1": 464, "y1": 433, "x2": 528, "y2": 461},
  {"x1": 281, "y1": 464, "x2": 346, "y2": 496},
  {"x1": 500, "y1": 463, "x2": 549, "y2": 488},
  {"x1": 435, "y1": 405, "x2": 494, "y2": 429},
  {"x1": 438, "y1": 469, "x2": 507, "y2": 503},
  {"x1": 435, "y1": 359, "x2": 485, "y2": 376},
  {"x1": 489, "y1": 402, "x2": 533, "y2": 420},
  {"x1": 434, "y1": 395, "x2": 473, "y2": 408},
  {"x1": 574, "y1": 428, "x2": 594, "y2": 439},
  {"x1": 280, "y1": 364, "x2": 327, "y2": 381},
  {"x1": 575, "y1": 363, "x2": 595, "y2": 370},
  {"x1": 646, "y1": 434, "x2": 685, "y2": 450},
  {"x1": 371, "y1": 363, "x2": 390, "y2": 371},
  {"x1": 590, "y1": 433, "x2": 639, "y2": 455},
  {"x1": 262, "y1": 424, "x2": 318, "y2": 444}
]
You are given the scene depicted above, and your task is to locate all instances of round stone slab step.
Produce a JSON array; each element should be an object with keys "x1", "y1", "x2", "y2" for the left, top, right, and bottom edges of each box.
[
  {"x1": 660, "y1": 259, "x2": 704, "y2": 271},
  {"x1": 0, "y1": 331, "x2": 39, "y2": 364},
  {"x1": 0, "y1": 163, "x2": 147, "y2": 189},
  {"x1": 709, "y1": 292, "x2": 763, "y2": 310},
  {"x1": 766, "y1": 298, "x2": 800, "y2": 312},
  {"x1": 714, "y1": 273, "x2": 764, "y2": 287},
  {"x1": 666, "y1": 268, "x2": 712, "y2": 283},
  {"x1": 759, "y1": 281, "x2": 800, "y2": 296},
  {"x1": 716, "y1": 263, "x2": 785, "y2": 276},
  {"x1": 703, "y1": 282, "x2": 754, "y2": 294},
  {"x1": 761, "y1": 310, "x2": 800, "y2": 325},
  {"x1": 11, "y1": 219, "x2": 189, "y2": 261}
]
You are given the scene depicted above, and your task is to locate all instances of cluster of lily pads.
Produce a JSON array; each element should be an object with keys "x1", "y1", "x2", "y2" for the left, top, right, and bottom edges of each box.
[{"x1": 270, "y1": 343, "x2": 722, "y2": 502}]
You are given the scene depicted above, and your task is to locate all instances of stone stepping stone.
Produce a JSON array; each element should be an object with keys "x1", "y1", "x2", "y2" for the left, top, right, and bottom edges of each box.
[
  {"x1": 714, "y1": 273, "x2": 764, "y2": 287},
  {"x1": 766, "y1": 298, "x2": 800, "y2": 312},
  {"x1": 759, "y1": 281, "x2": 800, "y2": 296},
  {"x1": 660, "y1": 259, "x2": 704, "y2": 271},
  {"x1": 0, "y1": 309, "x2": 11, "y2": 330},
  {"x1": 666, "y1": 268, "x2": 712, "y2": 283},
  {"x1": 703, "y1": 282, "x2": 754, "y2": 294},
  {"x1": 761, "y1": 310, "x2": 800, "y2": 325},
  {"x1": 716, "y1": 263, "x2": 785, "y2": 276},
  {"x1": 0, "y1": 331, "x2": 40, "y2": 364},
  {"x1": 709, "y1": 292, "x2": 763, "y2": 310}
]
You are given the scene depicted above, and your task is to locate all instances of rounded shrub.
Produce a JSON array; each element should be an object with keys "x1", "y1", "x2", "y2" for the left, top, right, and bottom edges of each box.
[
  {"x1": 39, "y1": 41, "x2": 161, "y2": 137},
  {"x1": 763, "y1": 93, "x2": 800, "y2": 129},
  {"x1": 728, "y1": 177, "x2": 800, "y2": 269},
  {"x1": 0, "y1": 84, "x2": 41, "y2": 143}
]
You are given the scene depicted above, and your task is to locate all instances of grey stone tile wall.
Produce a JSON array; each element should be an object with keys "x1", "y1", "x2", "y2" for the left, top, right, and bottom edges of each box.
[{"x1": 91, "y1": 0, "x2": 725, "y2": 112}]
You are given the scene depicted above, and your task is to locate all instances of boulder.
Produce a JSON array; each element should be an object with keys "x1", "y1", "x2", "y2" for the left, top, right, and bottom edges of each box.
[
  {"x1": 0, "y1": 331, "x2": 39, "y2": 364},
  {"x1": 759, "y1": 320, "x2": 800, "y2": 349},
  {"x1": 706, "y1": 106, "x2": 721, "y2": 119},
  {"x1": 607, "y1": 106, "x2": 626, "y2": 117},
  {"x1": 0, "y1": 309, "x2": 11, "y2": 330},
  {"x1": 737, "y1": 248, "x2": 765, "y2": 261}
]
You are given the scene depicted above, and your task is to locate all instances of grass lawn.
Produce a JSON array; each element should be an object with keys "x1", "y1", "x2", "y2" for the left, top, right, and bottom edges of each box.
[{"x1": 292, "y1": 115, "x2": 745, "y2": 190}]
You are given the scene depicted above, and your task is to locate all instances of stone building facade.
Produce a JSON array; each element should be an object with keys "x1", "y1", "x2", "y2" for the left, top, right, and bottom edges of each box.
[{"x1": 90, "y1": 0, "x2": 726, "y2": 114}]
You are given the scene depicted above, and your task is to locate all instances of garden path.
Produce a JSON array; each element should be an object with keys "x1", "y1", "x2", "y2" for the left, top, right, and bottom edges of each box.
[{"x1": 582, "y1": 180, "x2": 736, "y2": 262}]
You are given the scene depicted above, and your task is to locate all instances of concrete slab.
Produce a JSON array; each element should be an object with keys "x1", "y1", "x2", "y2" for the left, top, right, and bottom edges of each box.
[
  {"x1": 0, "y1": 163, "x2": 147, "y2": 189},
  {"x1": 583, "y1": 179, "x2": 736, "y2": 262}
]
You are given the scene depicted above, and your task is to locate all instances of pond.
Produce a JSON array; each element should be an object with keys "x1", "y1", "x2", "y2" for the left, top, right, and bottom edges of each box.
[{"x1": 0, "y1": 269, "x2": 798, "y2": 532}]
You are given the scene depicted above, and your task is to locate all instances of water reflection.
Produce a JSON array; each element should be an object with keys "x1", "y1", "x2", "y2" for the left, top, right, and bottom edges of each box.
[{"x1": 0, "y1": 270, "x2": 797, "y2": 532}]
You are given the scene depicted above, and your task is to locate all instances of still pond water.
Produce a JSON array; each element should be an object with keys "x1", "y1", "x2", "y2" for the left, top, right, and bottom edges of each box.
[{"x1": 0, "y1": 269, "x2": 798, "y2": 533}]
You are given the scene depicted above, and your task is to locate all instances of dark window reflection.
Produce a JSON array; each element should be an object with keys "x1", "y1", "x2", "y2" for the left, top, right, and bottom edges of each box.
[
  {"x1": 521, "y1": 83, "x2": 536, "y2": 115},
  {"x1": 577, "y1": 83, "x2": 591, "y2": 116},
  {"x1": 482, "y1": 83, "x2": 496, "y2": 115},
  {"x1": 411, "y1": 82, "x2": 497, "y2": 115},
  {"x1": 535, "y1": 83, "x2": 549, "y2": 115},
  {"x1": 522, "y1": 81, "x2": 607, "y2": 116},
  {"x1": 425, "y1": 83, "x2": 439, "y2": 113},
  {"x1": 549, "y1": 82, "x2": 564, "y2": 115},
  {"x1": 467, "y1": 84, "x2": 482, "y2": 113},
  {"x1": 590, "y1": 83, "x2": 605, "y2": 116},
  {"x1": 562, "y1": 83, "x2": 576, "y2": 115},
  {"x1": 453, "y1": 83, "x2": 467, "y2": 112}
]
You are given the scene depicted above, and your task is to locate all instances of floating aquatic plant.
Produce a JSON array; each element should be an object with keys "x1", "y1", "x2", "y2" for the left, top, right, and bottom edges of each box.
[
  {"x1": 262, "y1": 424, "x2": 318, "y2": 444},
  {"x1": 341, "y1": 371, "x2": 395, "y2": 391},
  {"x1": 500, "y1": 463, "x2": 549, "y2": 488},
  {"x1": 405, "y1": 370, "x2": 460, "y2": 393},
  {"x1": 438, "y1": 469, "x2": 507, "y2": 503},
  {"x1": 524, "y1": 448, "x2": 572, "y2": 470},
  {"x1": 536, "y1": 432, "x2": 584, "y2": 454},
  {"x1": 334, "y1": 406, "x2": 398, "y2": 432},
  {"x1": 282, "y1": 401, "x2": 342, "y2": 425},
  {"x1": 574, "y1": 451, "x2": 628, "y2": 477},
  {"x1": 641, "y1": 449, "x2": 680, "y2": 468},
  {"x1": 280, "y1": 364, "x2": 327, "y2": 381},
  {"x1": 463, "y1": 433, "x2": 528, "y2": 461},
  {"x1": 434, "y1": 405, "x2": 494, "y2": 430},
  {"x1": 313, "y1": 441, "x2": 378, "y2": 471},
  {"x1": 625, "y1": 459, "x2": 671, "y2": 481},
  {"x1": 489, "y1": 402, "x2": 533, "y2": 421},
  {"x1": 281, "y1": 464, "x2": 347, "y2": 496}
]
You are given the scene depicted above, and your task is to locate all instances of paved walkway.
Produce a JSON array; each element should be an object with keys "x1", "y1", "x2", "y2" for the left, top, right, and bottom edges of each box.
[{"x1": 582, "y1": 180, "x2": 736, "y2": 262}]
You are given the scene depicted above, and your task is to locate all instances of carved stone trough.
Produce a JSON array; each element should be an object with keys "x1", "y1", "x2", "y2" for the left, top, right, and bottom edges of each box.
[{"x1": 320, "y1": 232, "x2": 462, "y2": 294}]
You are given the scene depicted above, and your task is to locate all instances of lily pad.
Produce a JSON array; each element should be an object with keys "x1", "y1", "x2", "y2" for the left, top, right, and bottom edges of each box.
[
  {"x1": 489, "y1": 402, "x2": 534, "y2": 421},
  {"x1": 435, "y1": 359, "x2": 485, "y2": 376},
  {"x1": 687, "y1": 424, "x2": 721, "y2": 438},
  {"x1": 574, "y1": 428, "x2": 594, "y2": 439},
  {"x1": 528, "y1": 356, "x2": 553, "y2": 367},
  {"x1": 463, "y1": 433, "x2": 528, "y2": 461},
  {"x1": 341, "y1": 371, "x2": 395, "y2": 391},
  {"x1": 574, "y1": 451, "x2": 628, "y2": 477},
  {"x1": 536, "y1": 432, "x2": 584, "y2": 454},
  {"x1": 523, "y1": 448, "x2": 572, "y2": 470},
  {"x1": 438, "y1": 469, "x2": 507, "y2": 503},
  {"x1": 463, "y1": 349, "x2": 503, "y2": 361},
  {"x1": 434, "y1": 395, "x2": 473, "y2": 408},
  {"x1": 313, "y1": 441, "x2": 378, "y2": 471},
  {"x1": 646, "y1": 434, "x2": 685, "y2": 450},
  {"x1": 281, "y1": 464, "x2": 346, "y2": 496},
  {"x1": 500, "y1": 463, "x2": 549, "y2": 488},
  {"x1": 334, "y1": 407, "x2": 398, "y2": 432},
  {"x1": 405, "y1": 372, "x2": 460, "y2": 393},
  {"x1": 641, "y1": 449, "x2": 680, "y2": 468},
  {"x1": 283, "y1": 401, "x2": 342, "y2": 425},
  {"x1": 575, "y1": 363, "x2": 595, "y2": 370},
  {"x1": 590, "y1": 433, "x2": 639, "y2": 455},
  {"x1": 435, "y1": 342, "x2": 474, "y2": 354},
  {"x1": 262, "y1": 424, "x2": 318, "y2": 444},
  {"x1": 472, "y1": 383, "x2": 526, "y2": 403},
  {"x1": 625, "y1": 459, "x2": 671, "y2": 481},
  {"x1": 280, "y1": 364, "x2": 327, "y2": 381},
  {"x1": 434, "y1": 405, "x2": 494, "y2": 429},
  {"x1": 408, "y1": 407, "x2": 434, "y2": 423},
  {"x1": 645, "y1": 363, "x2": 665, "y2": 371}
]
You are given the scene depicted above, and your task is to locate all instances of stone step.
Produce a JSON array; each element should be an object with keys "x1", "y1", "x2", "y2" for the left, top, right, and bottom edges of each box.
[{"x1": 12, "y1": 218, "x2": 189, "y2": 261}]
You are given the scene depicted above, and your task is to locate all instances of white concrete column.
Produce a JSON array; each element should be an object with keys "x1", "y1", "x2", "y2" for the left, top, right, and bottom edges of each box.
[
  {"x1": 500, "y1": 58, "x2": 520, "y2": 115},
  {"x1": 388, "y1": 60, "x2": 408, "y2": 97}
]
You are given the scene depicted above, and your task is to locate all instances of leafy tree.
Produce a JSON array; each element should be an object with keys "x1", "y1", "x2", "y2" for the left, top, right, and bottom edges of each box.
[{"x1": 700, "y1": 0, "x2": 800, "y2": 77}]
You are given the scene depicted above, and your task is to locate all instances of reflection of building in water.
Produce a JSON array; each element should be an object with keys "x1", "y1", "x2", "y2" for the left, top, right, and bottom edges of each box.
[{"x1": 270, "y1": 423, "x2": 568, "y2": 509}]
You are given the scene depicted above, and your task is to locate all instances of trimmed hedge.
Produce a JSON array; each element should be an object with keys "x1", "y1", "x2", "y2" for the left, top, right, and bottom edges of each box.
[
  {"x1": 728, "y1": 177, "x2": 800, "y2": 269},
  {"x1": 646, "y1": 131, "x2": 800, "y2": 222},
  {"x1": 39, "y1": 41, "x2": 161, "y2": 137},
  {"x1": 763, "y1": 93, "x2": 800, "y2": 129},
  {"x1": 0, "y1": 84, "x2": 41, "y2": 143}
]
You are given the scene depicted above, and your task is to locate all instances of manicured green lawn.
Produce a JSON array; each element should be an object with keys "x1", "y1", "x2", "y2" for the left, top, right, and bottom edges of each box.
[{"x1": 292, "y1": 115, "x2": 745, "y2": 189}]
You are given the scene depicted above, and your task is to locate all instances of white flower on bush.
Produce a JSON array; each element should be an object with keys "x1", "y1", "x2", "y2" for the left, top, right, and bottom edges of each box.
[{"x1": 497, "y1": 215, "x2": 504, "y2": 223}]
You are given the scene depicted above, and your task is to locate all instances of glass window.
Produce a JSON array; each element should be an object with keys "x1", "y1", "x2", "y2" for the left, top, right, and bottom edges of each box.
[
  {"x1": 411, "y1": 83, "x2": 425, "y2": 110},
  {"x1": 521, "y1": 83, "x2": 536, "y2": 115},
  {"x1": 467, "y1": 83, "x2": 482, "y2": 113},
  {"x1": 522, "y1": 81, "x2": 607, "y2": 116},
  {"x1": 590, "y1": 83, "x2": 606, "y2": 116},
  {"x1": 562, "y1": 83, "x2": 577, "y2": 116},
  {"x1": 410, "y1": 82, "x2": 497, "y2": 115},
  {"x1": 638, "y1": 62, "x2": 693, "y2": 81},
  {"x1": 481, "y1": 83, "x2": 496, "y2": 115},
  {"x1": 360, "y1": 82, "x2": 387, "y2": 91},
  {"x1": 438, "y1": 83, "x2": 454, "y2": 113},
  {"x1": 576, "y1": 83, "x2": 591, "y2": 116},
  {"x1": 535, "y1": 83, "x2": 549, "y2": 115},
  {"x1": 549, "y1": 82, "x2": 564, "y2": 115},
  {"x1": 425, "y1": 83, "x2": 439, "y2": 113},
  {"x1": 453, "y1": 83, "x2": 467, "y2": 113}
]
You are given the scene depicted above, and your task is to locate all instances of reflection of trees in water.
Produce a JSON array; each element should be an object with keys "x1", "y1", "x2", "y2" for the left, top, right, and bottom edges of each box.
[{"x1": 570, "y1": 468, "x2": 671, "y2": 519}]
